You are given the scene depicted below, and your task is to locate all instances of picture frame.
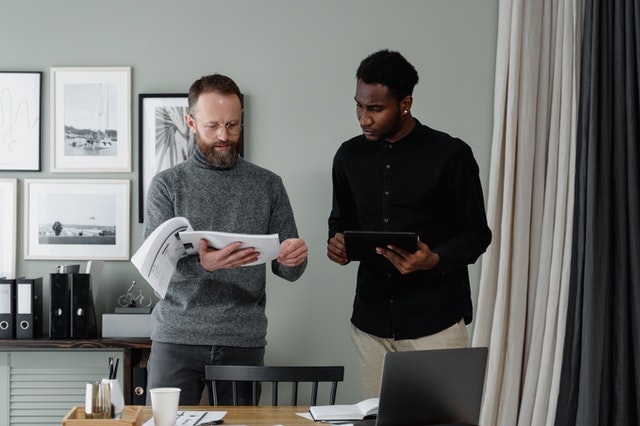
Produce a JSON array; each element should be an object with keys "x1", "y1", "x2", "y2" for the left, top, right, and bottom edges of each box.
[
  {"x1": 0, "y1": 179, "x2": 17, "y2": 278},
  {"x1": 51, "y1": 67, "x2": 131, "y2": 172},
  {"x1": 137, "y1": 93, "x2": 245, "y2": 222},
  {"x1": 138, "y1": 93, "x2": 190, "y2": 222},
  {"x1": 24, "y1": 179, "x2": 130, "y2": 260},
  {"x1": 0, "y1": 71, "x2": 42, "y2": 171}
]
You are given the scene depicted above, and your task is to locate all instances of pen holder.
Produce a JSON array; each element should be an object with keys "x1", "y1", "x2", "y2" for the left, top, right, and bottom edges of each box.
[
  {"x1": 85, "y1": 381, "x2": 111, "y2": 419},
  {"x1": 103, "y1": 378, "x2": 125, "y2": 419}
]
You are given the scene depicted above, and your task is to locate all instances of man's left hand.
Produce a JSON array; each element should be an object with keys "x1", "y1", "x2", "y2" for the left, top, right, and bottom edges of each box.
[
  {"x1": 278, "y1": 238, "x2": 308, "y2": 267},
  {"x1": 376, "y1": 237, "x2": 439, "y2": 274}
]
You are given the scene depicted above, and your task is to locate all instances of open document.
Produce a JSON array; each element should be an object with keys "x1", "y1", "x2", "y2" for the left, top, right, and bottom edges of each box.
[
  {"x1": 143, "y1": 410, "x2": 227, "y2": 426},
  {"x1": 131, "y1": 217, "x2": 280, "y2": 298}
]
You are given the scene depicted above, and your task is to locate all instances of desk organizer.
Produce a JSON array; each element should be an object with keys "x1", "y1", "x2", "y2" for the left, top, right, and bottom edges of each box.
[{"x1": 62, "y1": 405, "x2": 143, "y2": 426}]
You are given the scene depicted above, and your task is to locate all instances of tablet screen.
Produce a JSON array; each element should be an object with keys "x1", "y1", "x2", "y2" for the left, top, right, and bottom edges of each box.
[{"x1": 344, "y1": 231, "x2": 418, "y2": 261}]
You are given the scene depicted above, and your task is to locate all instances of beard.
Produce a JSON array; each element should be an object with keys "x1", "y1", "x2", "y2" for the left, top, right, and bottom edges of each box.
[{"x1": 197, "y1": 137, "x2": 241, "y2": 169}]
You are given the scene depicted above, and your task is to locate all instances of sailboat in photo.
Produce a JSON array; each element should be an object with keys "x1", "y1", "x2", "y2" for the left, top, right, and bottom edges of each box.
[{"x1": 85, "y1": 83, "x2": 114, "y2": 151}]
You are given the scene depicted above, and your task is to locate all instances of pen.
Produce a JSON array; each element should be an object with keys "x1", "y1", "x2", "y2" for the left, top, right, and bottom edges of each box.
[
  {"x1": 192, "y1": 412, "x2": 207, "y2": 425},
  {"x1": 112, "y1": 358, "x2": 119, "y2": 379},
  {"x1": 107, "y1": 357, "x2": 114, "y2": 379}
]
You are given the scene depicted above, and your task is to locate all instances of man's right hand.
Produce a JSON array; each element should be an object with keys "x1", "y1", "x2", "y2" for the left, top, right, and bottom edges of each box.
[
  {"x1": 198, "y1": 238, "x2": 260, "y2": 271},
  {"x1": 327, "y1": 232, "x2": 349, "y2": 265}
]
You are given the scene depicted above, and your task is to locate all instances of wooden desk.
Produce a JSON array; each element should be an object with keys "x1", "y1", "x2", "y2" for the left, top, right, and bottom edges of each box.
[{"x1": 142, "y1": 406, "x2": 319, "y2": 425}]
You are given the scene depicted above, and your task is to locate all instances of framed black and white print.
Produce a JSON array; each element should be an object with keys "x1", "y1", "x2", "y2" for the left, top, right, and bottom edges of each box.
[
  {"x1": 137, "y1": 93, "x2": 245, "y2": 222},
  {"x1": 51, "y1": 67, "x2": 131, "y2": 172},
  {"x1": 0, "y1": 179, "x2": 17, "y2": 278},
  {"x1": 24, "y1": 179, "x2": 130, "y2": 260},
  {"x1": 138, "y1": 93, "x2": 191, "y2": 222},
  {"x1": 0, "y1": 71, "x2": 42, "y2": 171}
]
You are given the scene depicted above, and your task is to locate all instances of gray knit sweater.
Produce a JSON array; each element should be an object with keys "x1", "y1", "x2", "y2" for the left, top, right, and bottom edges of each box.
[{"x1": 143, "y1": 148, "x2": 307, "y2": 347}]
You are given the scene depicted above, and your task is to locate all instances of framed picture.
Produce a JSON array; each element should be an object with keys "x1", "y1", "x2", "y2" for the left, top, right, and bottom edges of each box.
[
  {"x1": 137, "y1": 93, "x2": 245, "y2": 222},
  {"x1": 138, "y1": 93, "x2": 190, "y2": 222},
  {"x1": 51, "y1": 67, "x2": 131, "y2": 172},
  {"x1": 24, "y1": 179, "x2": 130, "y2": 260},
  {"x1": 0, "y1": 71, "x2": 42, "y2": 170},
  {"x1": 0, "y1": 179, "x2": 17, "y2": 278}
]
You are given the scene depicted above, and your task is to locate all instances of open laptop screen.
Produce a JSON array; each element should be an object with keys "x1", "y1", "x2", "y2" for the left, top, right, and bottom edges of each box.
[{"x1": 375, "y1": 347, "x2": 488, "y2": 426}]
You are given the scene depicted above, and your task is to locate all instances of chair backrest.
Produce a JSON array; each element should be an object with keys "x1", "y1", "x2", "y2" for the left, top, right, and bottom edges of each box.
[{"x1": 205, "y1": 365, "x2": 345, "y2": 406}]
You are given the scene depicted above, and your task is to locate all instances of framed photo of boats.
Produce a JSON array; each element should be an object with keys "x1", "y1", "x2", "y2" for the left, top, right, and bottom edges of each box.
[
  {"x1": 0, "y1": 179, "x2": 17, "y2": 278},
  {"x1": 24, "y1": 179, "x2": 130, "y2": 260},
  {"x1": 0, "y1": 71, "x2": 42, "y2": 171},
  {"x1": 50, "y1": 67, "x2": 131, "y2": 172}
]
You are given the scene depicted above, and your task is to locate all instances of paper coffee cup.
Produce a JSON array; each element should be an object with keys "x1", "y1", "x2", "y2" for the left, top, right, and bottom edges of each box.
[{"x1": 150, "y1": 387, "x2": 181, "y2": 426}]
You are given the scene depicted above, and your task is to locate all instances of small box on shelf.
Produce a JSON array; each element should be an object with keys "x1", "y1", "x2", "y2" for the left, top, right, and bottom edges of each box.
[{"x1": 102, "y1": 313, "x2": 152, "y2": 338}]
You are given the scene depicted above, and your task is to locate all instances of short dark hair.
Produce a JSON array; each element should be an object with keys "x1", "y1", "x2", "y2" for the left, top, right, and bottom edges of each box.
[
  {"x1": 188, "y1": 74, "x2": 242, "y2": 114},
  {"x1": 356, "y1": 49, "x2": 419, "y2": 100}
]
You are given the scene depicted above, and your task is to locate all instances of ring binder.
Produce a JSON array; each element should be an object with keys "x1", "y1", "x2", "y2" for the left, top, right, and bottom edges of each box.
[
  {"x1": 16, "y1": 277, "x2": 43, "y2": 339},
  {"x1": 49, "y1": 273, "x2": 96, "y2": 339},
  {"x1": 0, "y1": 277, "x2": 16, "y2": 339}
]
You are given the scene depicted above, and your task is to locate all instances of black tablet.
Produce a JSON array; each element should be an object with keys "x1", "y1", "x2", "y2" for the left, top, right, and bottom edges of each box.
[{"x1": 344, "y1": 231, "x2": 419, "y2": 261}]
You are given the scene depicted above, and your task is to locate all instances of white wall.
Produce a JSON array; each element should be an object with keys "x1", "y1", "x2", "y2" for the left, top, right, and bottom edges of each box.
[{"x1": 1, "y1": 0, "x2": 498, "y2": 403}]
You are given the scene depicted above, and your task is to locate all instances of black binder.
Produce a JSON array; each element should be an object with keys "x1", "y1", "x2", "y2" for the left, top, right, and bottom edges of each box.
[
  {"x1": 0, "y1": 277, "x2": 16, "y2": 339},
  {"x1": 70, "y1": 273, "x2": 96, "y2": 338},
  {"x1": 132, "y1": 366, "x2": 148, "y2": 405},
  {"x1": 16, "y1": 277, "x2": 43, "y2": 339},
  {"x1": 50, "y1": 273, "x2": 96, "y2": 339},
  {"x1": 49, "y1": 273, "x2": 70, "y2": 338}
]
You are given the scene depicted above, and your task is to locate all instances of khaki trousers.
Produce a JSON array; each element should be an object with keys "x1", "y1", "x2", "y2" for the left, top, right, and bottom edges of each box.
[{"x1": 351, "y1": 320, "x2": 469, "y2": 398}]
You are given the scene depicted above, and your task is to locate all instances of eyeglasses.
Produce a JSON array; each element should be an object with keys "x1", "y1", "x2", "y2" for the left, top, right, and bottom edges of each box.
[{"x1": 194, "y1": 119, "x2": 243, "y2": 137}]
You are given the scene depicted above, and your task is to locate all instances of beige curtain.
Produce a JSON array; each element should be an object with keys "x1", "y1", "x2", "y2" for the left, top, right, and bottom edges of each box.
[{"x1": 472, "y1": 1, "x2": 583, "y2": 425}]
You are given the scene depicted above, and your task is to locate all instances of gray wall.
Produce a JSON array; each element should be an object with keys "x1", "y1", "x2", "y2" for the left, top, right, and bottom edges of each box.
[{"x1": 1, "y1": 0, "x2": 497, "y2": 403}]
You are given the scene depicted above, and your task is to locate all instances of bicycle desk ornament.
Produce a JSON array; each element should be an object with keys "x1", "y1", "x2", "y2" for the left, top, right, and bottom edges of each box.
[
  {"x1": 117, "y1": 281, "x2": 152, "y2": 308},
  {"x1": 102, "y1": 280, "x2": 153, "y2": 338}
]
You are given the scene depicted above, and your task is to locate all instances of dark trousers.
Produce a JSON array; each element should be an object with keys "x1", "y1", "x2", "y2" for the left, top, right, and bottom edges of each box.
[{"x1": 146, "y1": 341, "x2": 265, "y2": 405}]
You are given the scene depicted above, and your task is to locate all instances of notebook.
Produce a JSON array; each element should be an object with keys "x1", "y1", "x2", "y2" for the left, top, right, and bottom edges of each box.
[{"x1": 356, "y1": 346, "x2": 488, "y2": 426}]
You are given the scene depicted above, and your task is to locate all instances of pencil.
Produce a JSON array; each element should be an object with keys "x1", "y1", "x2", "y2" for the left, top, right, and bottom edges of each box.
[{"x1": 107, "y1": 357, "x2": 114, "y2": 379}]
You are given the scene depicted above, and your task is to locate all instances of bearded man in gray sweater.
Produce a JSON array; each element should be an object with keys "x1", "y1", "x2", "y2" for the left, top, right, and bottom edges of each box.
[{"x1": 143, "y1": 74, "x2": 308, "y2": 405}]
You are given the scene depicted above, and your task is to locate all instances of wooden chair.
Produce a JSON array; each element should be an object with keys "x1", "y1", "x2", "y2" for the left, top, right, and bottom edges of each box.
[{"x1": 205, "y1": 365, "x2": 345, "y2": 406}]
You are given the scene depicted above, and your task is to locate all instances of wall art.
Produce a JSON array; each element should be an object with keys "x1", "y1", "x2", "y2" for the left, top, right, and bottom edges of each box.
[
  {"x1": 0, "y1": 71, "x2": 41, "y2": 170},
  {"x1": 24, "y1": 179, "x2": 130, "y2": 260},
  {"x1": 0, "y1": 179, "x2": 17, "y2": 277},
  {"x1": 51, "y1": 67, "x2": 131, "y2": 172},
  {"x1": 137, "y1": 93, "x2": 245, "y2": 222}
]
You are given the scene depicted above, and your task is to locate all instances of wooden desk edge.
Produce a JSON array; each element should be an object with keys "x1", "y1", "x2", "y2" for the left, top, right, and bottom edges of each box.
[{"x1": 141, "y1": 405, "x2": 321, "y2": 425}]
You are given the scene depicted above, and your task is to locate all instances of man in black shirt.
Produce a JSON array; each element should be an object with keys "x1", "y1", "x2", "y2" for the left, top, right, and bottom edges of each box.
[{"x1": 327, "y1": 49, "x2": 492, "y2": 397}]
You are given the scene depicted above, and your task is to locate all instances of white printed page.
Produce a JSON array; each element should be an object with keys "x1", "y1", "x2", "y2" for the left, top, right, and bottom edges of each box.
[
  {"x1": 131, "y1": 217, "x2": 191, "y2": 298},
  {"x1": 179, "y1": 230, "x2": 281, "y2": 266}
]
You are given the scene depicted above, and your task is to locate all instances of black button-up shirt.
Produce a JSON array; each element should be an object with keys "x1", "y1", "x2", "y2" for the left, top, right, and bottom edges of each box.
[{"x1": 329, "y1": 120, "x2": 492, "y2": 339}]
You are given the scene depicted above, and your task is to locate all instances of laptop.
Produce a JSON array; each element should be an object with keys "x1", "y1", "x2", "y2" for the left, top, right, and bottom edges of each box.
[{"x1": 357, "y1": 346, "x2": 488, "y2": 426}]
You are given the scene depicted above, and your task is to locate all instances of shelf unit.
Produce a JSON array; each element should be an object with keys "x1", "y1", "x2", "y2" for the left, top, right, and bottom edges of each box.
[{"x1": 0, "y1": 338, "x2": 151, "y2": 426}]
